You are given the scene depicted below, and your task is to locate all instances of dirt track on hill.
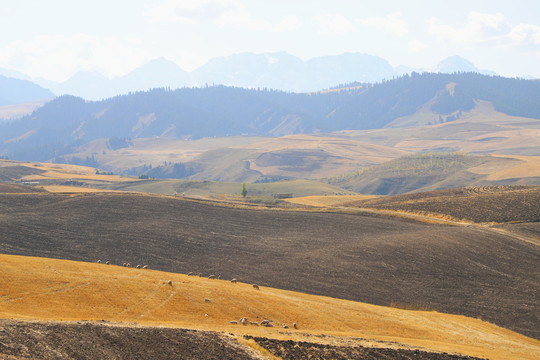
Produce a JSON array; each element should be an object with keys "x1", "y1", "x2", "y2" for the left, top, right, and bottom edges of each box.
[{"x1": 0, "y1": 193, "x2": 538, "y2": 339}]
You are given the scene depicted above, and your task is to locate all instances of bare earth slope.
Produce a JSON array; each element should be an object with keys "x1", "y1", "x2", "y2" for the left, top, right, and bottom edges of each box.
[
  {"x1": 0, "y1": 320, "x2": 486, "y2": 360},
  {"x1": 0, "y1": 320, "x2": 256, "y2": 360},
  {"x1": 0, "y1": 192, "x2": 538, "y2": 339},
  {"x1": 343, "y1": 185, "x2": 540, "y2": 223}
]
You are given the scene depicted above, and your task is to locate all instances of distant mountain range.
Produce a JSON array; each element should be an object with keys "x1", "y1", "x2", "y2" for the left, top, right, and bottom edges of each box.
[
  {"x1": 0, "y1": 75, "x2": 55, "y2": 106},
  {"x1": 1, "y1": 53, "x2": 500, "y2": 101},
  {"x1": 1, "y1": 72, "x2": 539, "y2": 164}
]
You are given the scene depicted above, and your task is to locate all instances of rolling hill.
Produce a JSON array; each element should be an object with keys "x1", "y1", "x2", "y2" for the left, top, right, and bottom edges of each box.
[
  {"x1": 1, "y1": 253, "x2": 538, "y2": 360},
  {"x1": 0, "y1": 159, "x2": 356, "y2": 199},
  {"x1": 341, "y1": 185, "x2": 540, "y2": 224},
  {"x1": 1, "y1": 73, "x2": 539, "y2": 165},
  {"x1": 0, "y1": 188, "x2": 538, "y2": 340},
  {"x1": 329, "y1": 152, "x2": 540, "y2": 195}
]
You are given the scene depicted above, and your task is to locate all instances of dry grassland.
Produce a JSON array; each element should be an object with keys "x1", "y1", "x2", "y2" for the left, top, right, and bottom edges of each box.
[
  {"x1": 0, "y1": 99, "x2": 49, "y2": 120},
  {"x1": 40, "y1": 185, "x2": 116, "y2": 193},
  {"x1": 1, "y1": 254, "x2": 538, "y2": 360},
  {"x1": 285, "y1": 194, "x2": 378, "y2": 207},
  {"x1": 0, "y1": 159, "x2": 132, "y2": 183},
  {"x1": 468, "y1": 154, "x2": 540, "y2": 181}
]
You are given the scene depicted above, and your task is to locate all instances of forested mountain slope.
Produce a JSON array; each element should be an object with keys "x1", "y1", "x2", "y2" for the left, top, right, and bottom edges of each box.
[{"x1": 1, "y1": 73, "x2": 539, "y2": 163}]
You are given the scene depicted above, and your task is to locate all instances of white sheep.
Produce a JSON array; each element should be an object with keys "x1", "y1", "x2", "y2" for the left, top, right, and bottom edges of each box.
[
  {"x1": 97, "y1": 260, "x2": 101, "y2": 263},
  {"x1": 105, "y1": 261, "x2": 110, "y2": 265},
  {"x1": 142, "y1": 265, "x2": 148, "y2": 269},
  {"x1": 208, "y1": 275, "x2": 215, "y2": 279},
  {"x1": 240, "y1": 317, "x2": 247, "y2": 325},
  {"x1": 230, "y1": 278, "x2": 237, "y2": 283},
  {"x1": 188, "y1": 272, "x2": 194, "y2": 276},
  {"x1": 136, "y1": 264, "x2": 141, "y2": 269}
]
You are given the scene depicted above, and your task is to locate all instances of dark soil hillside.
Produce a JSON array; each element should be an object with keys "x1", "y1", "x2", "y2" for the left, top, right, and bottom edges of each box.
[
  {"x1": 0, "y1": 320, "x2": 255, "y2": 360},
  {"x1": 0, "y1": 192, "x2": 538, "y2": 339},
  {"x1": 0, "y1": 182, "x2": 46, "y2": 193},
  {"x1": 248, "y1": 336, "x2": 485, "y2": 360},
  {"x1": 0, "y1": 165, "x2": 44, "y2": 182},
  {"x1": 344, "y1": 185, "x2": 540, "y2": 223},
  {"x1": 0, "y1": 320, "x2": 485, "y2": 360}
]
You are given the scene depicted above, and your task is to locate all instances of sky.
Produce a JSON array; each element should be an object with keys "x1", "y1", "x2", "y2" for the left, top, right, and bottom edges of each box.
[{"x1": 0, "y1": 0, "x2": 539, "y2": 82}]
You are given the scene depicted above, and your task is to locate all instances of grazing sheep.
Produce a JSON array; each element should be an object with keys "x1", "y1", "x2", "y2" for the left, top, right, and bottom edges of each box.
[
  {"x1": 122, "y1": 263, "x2": 126, "y2": 267},
  {"x1": 136, "y1": 265, "x2": 141, "y2": 269},
  {"x1": 126, "y1": 263, "x2": 131, "y2": 267},
  {"x1": 105, "y1": 261, "x2": 110, "y2": 265},
  {"x1": 293, "y1": 323, "x2": 298, "y2": 329},
  {"x1": 167, "y1": 280, "x2": 173, "y2": 286},
  {"x1": 205, "y1": 313, "x2": 209, "y2": 317},
  {"x1": 230, "y1": 321, "x2": 238, "y2": 324},
  {"x1": 217, "y1": 275, "x2": 222, "y2": 280},
  {"x1": 188, "y1": 272, "x2": 194, "y2": 276},
  {"x1": 283, "y1": 325, "x2": 289, "y2": 329},
  {"x1": 260, "y1": 320, "x2": 269, "y2": 326},
  {"x1": 97, "y1": 260, "x2": 101, "y2": 264},
  {"x1": 249, "y1": 322, "x2": 259, "y2": 326},
  {"x1": 240, "y1": 317, "x2": 247, "y2": 325},
  {"x1": 230, "y1": 278, "x2": 237, "y2": 283},
  {"x1": 208, "y1": 275, "x2": 215, "y2": 279},
  {"x1": 142, "y1": 265, "x2": 148, "y2": 269},
  {"x1": 252, "y1": 284, "x2": 260, "y2": 290},
  {"x1": 204, "y1": 298, "x2": 211, "y2": 303}
]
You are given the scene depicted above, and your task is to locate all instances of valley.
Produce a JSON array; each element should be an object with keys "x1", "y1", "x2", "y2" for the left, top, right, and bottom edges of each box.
[
  {"x1": 0, "y1": 186, "x2": 538, "y2": 342},
  {"x1": 1, "y1": 71, "x2": 539, "y2": 359}
]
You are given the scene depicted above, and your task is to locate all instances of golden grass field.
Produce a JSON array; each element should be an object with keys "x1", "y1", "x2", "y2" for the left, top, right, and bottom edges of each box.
[
  {"x1": 0, "y1": 99, "x2": 49, "y2": 120},
  {"x1": 468, "y1": 154, "x2": 540, "y2": 181},
  {"x1": 285, "y1": 194, "x2": 378, "y2": 207},
  {"x1": 1, "y1": 254, "x2": 538, "y2": 360}
]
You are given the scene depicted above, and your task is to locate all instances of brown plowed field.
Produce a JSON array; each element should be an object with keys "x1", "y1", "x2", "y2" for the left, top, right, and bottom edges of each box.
[
  {"x1": 247, "y1": 336, "x2": 485, "y2": 360},
  {"x1": 343, "y1": 185, "x2": 540, "y2": 223},
  {"x1": 0, "y1": 192, "x2": 538, "y2": 339},
  {"x1": 0, "y1": 320, "x2": 255, "y2": 360},
  {"x1": 0, "y1": 320, "x2": 487, "y2": 360}
]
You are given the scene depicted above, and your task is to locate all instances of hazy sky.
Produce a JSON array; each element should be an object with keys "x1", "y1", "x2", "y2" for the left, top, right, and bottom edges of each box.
[{"x1": 1, "y1": 0, "x2": 539, "y2": 81}]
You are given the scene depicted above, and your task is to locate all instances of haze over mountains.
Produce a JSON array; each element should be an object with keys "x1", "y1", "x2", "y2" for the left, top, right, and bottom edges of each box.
[
  {"x1": 1, "y1": 72, "x2": 539, "y2": 187},
  {"x1": 1, "y1": 53, "x2": 501, "y2": 102},
  {"x1": 1, "y1": 52, "x2": 539, "y2": 191},
  {"x1": 0, "y1": 75, "x2": 55, "y2": 106}
]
